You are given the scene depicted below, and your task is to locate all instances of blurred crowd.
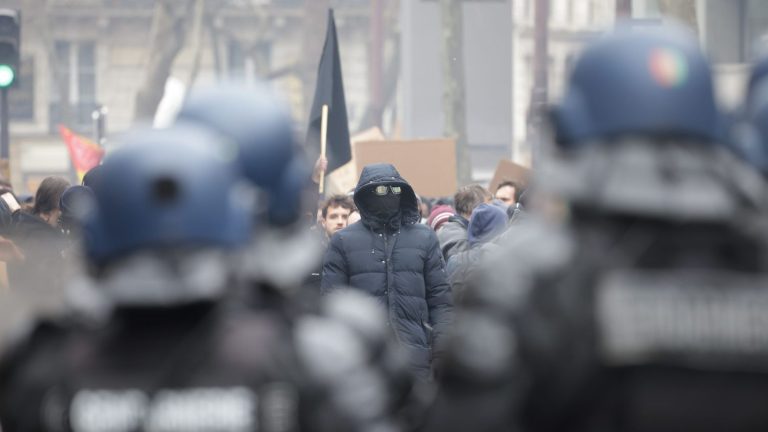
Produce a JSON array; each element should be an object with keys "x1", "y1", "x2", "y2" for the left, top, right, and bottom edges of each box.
[{"x1": 4, "y1": 21, "x2": 768, "y2": 432}]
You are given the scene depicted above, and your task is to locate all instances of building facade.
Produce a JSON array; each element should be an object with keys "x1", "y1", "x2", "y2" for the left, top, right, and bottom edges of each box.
[{"x1": 8, "y1": 0, "x2": 372, "y2": 193}]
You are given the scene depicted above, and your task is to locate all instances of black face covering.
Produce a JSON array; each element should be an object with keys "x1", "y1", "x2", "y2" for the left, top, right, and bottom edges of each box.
[{"x1": 361, "y1": 189, "x2": 401, "y2": 223}]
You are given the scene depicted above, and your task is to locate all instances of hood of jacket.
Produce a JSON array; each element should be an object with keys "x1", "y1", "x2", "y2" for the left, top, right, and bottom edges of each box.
[
  {"x1": 353, "y1": 163, "x2": 419, "y2": 231},
  {"x1": 468, "y1": 203, "x2": 508, "y2": 247}
]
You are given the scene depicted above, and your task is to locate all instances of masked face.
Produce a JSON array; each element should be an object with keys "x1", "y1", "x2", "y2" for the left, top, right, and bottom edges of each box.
[
  {"x1": 363, "y1": 185, "x2": 402, "y2": 221},
  {"x1": 374, "y1": 193, "x2": 401, "y2": 219}
]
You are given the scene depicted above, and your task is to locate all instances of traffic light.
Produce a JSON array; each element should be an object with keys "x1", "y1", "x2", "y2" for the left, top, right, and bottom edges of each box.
[{"x1": 0, "y1": 9, "x2": 19, "y2": 89}]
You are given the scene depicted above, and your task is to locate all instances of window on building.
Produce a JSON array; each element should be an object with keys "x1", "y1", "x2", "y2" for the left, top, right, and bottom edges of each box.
[
  {"x1": 49, "y1": 41, "x2": 97, "y2": 134},
  {"x1": 9, "y1": 56, "x2": 34, "y2": 121}
]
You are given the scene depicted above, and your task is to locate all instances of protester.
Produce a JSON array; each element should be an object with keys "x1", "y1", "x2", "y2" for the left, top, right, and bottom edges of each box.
[
  {"x1": 307, "y1": 194, "x2": 354, "y2": 289},
  {"x1": 320, "y1": 194, "x2": 355, "y2": 241},
  {"x1": 321, "y1": 163, "x2": 453, "y2": 379},
  {"x1": 493, "y1": 180, "x2": 519, "y2": 207},
  {"x1": 426, "y1": 204, "x2": 454, "y2": 232},
  {"x1": 437, "y1": 184, "x2": 490, "y2": 261},
  {"x1": 445, "y1": 203, "x2": 507, "y2": 302}
]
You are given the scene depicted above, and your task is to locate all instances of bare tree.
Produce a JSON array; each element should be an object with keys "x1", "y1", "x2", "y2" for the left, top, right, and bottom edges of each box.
[
  {"x1": 440, "y1": 0, "x2": 472, "y2": 186},
  {"x1": 133, "y1": 0, "x2": 197, "y2": 122}
]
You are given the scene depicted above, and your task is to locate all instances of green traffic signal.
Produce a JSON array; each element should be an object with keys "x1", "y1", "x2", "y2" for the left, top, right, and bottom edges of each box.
[{"x1": 0, "y1": 65, "x2": 14, "y2": 88}]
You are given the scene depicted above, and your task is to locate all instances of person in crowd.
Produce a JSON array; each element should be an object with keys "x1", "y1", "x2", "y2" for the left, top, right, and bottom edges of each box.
[
  {"x1": 426, "y1": 204, "x2": 454, "y2": 232},
  {"x1": 7, "y1": 176, "x2": 70, "y2": 295},
  {"x1": 493, "y1": 180, "x2": 519, "y2": 207},
  {"x1": 321, "y1": 163, "x2": 453, "y2": 380},
  {"x1": 445, "y1": 203, "x2": 507, "y2": 303},
  {"x1": 426, "y1": 24, "x2": 768, "y2": 432},
  {"x1": 437, "y1": 184, "x2": 490, "y2": 261},
  {"x1": 320, "y1": 194, "x2": 355, "y2": 242}
]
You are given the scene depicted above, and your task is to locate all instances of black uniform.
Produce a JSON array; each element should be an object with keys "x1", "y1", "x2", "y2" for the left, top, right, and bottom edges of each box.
[
  {"x1": 427, "y1": 141, "x2": 768, "y2": 432},
  {"x1": 0, "y1": 289, "x2": 413, "y2": 432}
]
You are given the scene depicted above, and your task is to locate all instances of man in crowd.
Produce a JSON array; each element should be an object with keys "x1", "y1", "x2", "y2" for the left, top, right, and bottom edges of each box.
[
  {"x1": 493, "y1": 180, "x2": 519, "y2": 207},
  {"x1": 320, "y1": 194, "x2": 355, "y2": 242},
  {"x1": 437, "y1": 184, "x2": 490, "y2": 261},
  {"x1": 321, "y1": 163, "x2": 453, "y2": 380}
]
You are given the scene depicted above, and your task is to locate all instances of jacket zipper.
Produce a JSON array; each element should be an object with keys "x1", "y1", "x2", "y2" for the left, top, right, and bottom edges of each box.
[{"x1": 383, "y1": 231, "x2": 402, "y2": 343}]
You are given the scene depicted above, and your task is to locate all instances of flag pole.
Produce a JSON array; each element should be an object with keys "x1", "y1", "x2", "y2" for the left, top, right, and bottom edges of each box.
[{"x1": 319, "y1": 104, "x2": 329, "y2": 194}]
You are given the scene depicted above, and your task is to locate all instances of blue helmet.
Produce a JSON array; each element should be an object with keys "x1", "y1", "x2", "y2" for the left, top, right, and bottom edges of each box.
[
  {"x1": 84, "y1": 125, "x2": 251, "y2": 267},
  {"x1": 176, "y1": 82, "x2": 309, "y2": 225},
  {"x1": 552, "y1": 24, "x2": 724, "y2": 148}
]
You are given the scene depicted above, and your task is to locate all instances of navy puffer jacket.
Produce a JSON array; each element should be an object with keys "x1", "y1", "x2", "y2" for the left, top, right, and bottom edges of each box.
[{"x1": 321, "y1": 164, "x2": 453, "y2": 378}]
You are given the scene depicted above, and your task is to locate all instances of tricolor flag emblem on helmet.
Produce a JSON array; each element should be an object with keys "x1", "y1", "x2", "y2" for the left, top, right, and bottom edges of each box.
[{"x1": 649, "y1": 48, "x2": 689, "y2": 88}]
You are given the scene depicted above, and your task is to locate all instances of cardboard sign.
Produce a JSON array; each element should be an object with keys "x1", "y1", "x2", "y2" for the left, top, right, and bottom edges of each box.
[
  {"x1": 488, "y1": 159, "x2": 530, "y2": 194},
  {"x1": 354, "y1": 139, "x2": 457, "y2": 198}
]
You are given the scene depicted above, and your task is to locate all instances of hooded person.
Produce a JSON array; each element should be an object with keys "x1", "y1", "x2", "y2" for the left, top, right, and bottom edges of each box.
[
  {"x1": 445, "y1": 203, "x2": 507, "y2": 303},
  {"x1": 321, "y1": 163, "x2": 453, "y2": 380}
]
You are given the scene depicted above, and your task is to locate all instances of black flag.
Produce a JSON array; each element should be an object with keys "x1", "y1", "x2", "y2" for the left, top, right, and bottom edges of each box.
[{"x1": 306, "y1": 9, "x2": 352, "y2": 174}]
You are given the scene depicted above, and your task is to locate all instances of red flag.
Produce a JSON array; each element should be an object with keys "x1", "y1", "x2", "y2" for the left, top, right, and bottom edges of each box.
[{"x1": 58, "y1": 125, "x2": 104, "y2": 181}]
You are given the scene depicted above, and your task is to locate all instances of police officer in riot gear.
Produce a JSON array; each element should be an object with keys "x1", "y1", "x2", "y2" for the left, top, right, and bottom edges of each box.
[
  {"x1": 176, "y1": 82, "x2": 421, "y2": 430},
  {"x1": 0, "y1": 124, "x2": 408, "y2": 432},
  {"x1": 427, "y1": 24, "x2": 768, "y2": 432},
  {"x1": 176, "y1": 82, "x2": 321, "y2": 303},
  {"x1": 0, "y1": 125, "x2": 261, "y2": 432}
]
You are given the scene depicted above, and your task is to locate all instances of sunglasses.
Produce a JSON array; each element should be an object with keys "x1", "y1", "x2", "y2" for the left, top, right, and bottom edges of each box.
[{"x1": 373, "y1": 185, "x2": 402, "y2": 196}]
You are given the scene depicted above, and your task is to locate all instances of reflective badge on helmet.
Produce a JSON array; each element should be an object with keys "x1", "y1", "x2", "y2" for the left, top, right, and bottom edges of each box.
[
  {"x1": 597, "y1": 270, "x2": 768, "y2": 370},
  {"x1": 649, "y1": 48, "x2": 689, "y2": 88}
]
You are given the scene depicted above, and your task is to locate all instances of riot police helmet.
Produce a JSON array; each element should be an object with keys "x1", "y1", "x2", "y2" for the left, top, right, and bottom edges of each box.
[
  {"x1": 83, "y1": 124, "x2": 251, "y2": 269},
  {"x1": 552, "y1": 23, "x2": 725, "y2": 148},
  {"x1": 176, "y1": 81, "x2": 309, "y2": 226}
]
